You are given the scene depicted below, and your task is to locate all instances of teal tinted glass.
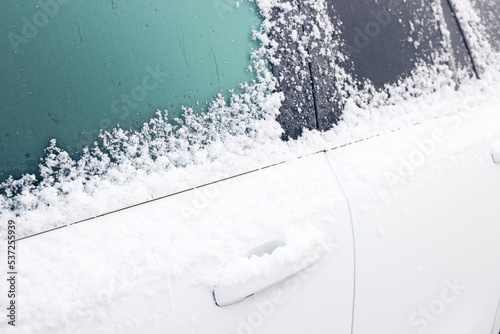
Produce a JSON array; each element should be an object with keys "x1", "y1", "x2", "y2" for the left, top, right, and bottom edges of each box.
[{"x1": 0, "y1": 0, "x2": 260, "y2": 182}]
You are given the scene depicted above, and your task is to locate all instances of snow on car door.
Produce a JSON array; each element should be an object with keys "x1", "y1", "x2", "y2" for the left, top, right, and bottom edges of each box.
[
  {"x1": 16, "y1": 153, "x2": 354, "y2": 334},
  {"x1": 326, "y1": 105, "x2": 500, "y2": 333}
]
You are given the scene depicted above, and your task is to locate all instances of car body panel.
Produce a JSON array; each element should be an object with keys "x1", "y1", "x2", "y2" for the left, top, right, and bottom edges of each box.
[
  {"x1": 326, "y1": 110, "x2": 500, "y2": 333},
  {"x1": 17, "y1": 153, "x2": 355, "y2": 333},
  {"x1": 2, "y1": 0, "x2": 500, "y2": 333}
]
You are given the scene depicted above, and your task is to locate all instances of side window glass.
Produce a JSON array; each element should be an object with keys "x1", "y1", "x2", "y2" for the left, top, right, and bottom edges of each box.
[
  {"x1": 469, "y1": 0, "x2": 500, "y2": 51},
  {"x1": 325, "y1": 0, "x2": 474, "y2": 88},
  {"x1": 268, "y1": 0, "x2": 477, "y2": 138},
  {"x1": 440, "y1": 0, "x2": 476, "y2": 73},
  {"x1": 296, "y1": 0, "x2": 476, "y2": 134},
  {"x1": 0, "y1": 1, "x2": 260, "y2": 183}
]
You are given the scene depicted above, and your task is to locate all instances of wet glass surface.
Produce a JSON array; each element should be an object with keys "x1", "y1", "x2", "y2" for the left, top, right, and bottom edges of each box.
[{"x1": 0, "y1": 0, "x2": 260, "y2": 182}]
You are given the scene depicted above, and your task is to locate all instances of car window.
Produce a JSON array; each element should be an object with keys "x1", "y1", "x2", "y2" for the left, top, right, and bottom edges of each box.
[
  {"x1": 329, "y1": 0, "x2": 442, "y2": 88},
  {"x1": 326, "y1": 0, "x2": 474, "y2": 87},
  {"x1": 469, "y1": 0, "x2": 500, "y2": 51},
  {"x1": 0, "y1": 1, "x2": 261, "y2": 183},
  {"x1": 273, "y1": 0, "x2": 476, "y2": 138}
]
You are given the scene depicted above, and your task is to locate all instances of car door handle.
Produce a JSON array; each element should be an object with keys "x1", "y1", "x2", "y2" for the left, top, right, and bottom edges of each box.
[
  {"x1": 493, "y1": 152, "x2": 500, "y2": 164},
  {"x1": 213, "y1": 240, "x2": 327, "y2": 307}
]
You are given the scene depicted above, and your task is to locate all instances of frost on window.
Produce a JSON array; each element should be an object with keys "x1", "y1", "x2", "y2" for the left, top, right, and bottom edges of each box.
[
  {"x1": 330, "y1": 0, "x2": 442, "y2": 87},
  {"x1": 252, "y1": 0, "x2": 319, "y2": 139},
  {"x1": 325, "y1": 0, "x2": 475, "y2": 99},
  {"x1": 447, "y1": 0, "x2": 499, "y2": 71},
  {"x1": 469, "y1": 0, "x2": 500, "y2": 51},
  {"x1": 260, "y1": 0, "x2": 476, "y2": 138},
  {"x1": 0, "y1": 1, "x2": 285, "y2": 238}
]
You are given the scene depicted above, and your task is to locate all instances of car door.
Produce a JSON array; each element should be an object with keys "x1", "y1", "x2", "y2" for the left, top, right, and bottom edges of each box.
[
  {"x1": 15, "y1": 153, "x2": 354, "y2": 334},
  {"x1": 319, "y1": 0, "x2": 500, "y2": 332},
  {"x1": 326, "y1": 107, "x2": 500, "y2": 333}
]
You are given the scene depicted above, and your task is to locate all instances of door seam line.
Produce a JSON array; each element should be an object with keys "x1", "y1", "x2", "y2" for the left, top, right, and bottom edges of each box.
[{"x1": 323, "y1": 151, "x2": 357, "y2": 334}]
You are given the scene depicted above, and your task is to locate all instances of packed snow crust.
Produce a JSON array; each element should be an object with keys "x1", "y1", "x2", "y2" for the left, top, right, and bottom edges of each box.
[{"x1": 1, "y1": 0, "x2": 500, "y2": 332}]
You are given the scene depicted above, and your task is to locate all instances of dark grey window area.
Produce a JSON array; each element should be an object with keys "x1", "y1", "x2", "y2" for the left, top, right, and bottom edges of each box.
[
  {"x1": 328, "y1": 0, "x2": 441, "y2": 88},
  {"x1": 470, "y1": 0, "x2": 500, "y2": 51},
  {"x1": 325, "y1": 0, "x2": 474, "y2": 87},
  {"x1": 273, "y1": 0, "x2": 475, "y2": 139},
  {"x1": 268, "y1": 1, "x2": 318, "y2": 140},
  {"x1": 441, "y1": 0, "x2": 476, "y2": 72}
]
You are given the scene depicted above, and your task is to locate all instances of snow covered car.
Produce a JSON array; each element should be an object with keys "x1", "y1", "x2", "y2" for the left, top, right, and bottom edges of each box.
[{"x1": 1, "y1": 0, "x2": 500, "y2": 333}]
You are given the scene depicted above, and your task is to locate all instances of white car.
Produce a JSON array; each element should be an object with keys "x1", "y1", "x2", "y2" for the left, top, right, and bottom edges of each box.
[{"x1": 1, "y1": 0, "x2": 500, "y2": 333}]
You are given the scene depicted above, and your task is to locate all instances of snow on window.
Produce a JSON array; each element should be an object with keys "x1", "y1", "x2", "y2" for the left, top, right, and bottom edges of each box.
[{"x1": 1, "y1": 0, "x2": 499, "y2": 240}]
